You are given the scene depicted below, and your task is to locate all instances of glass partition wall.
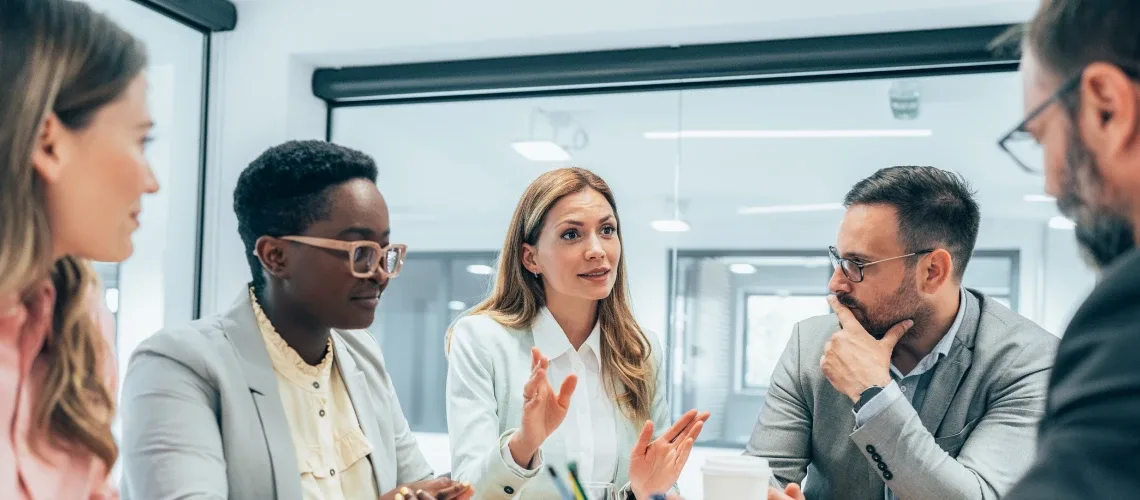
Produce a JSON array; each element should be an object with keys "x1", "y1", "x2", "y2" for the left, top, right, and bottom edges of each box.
[{"x1": 329, "y1": 69, "x2": 1053, "y2": 447}]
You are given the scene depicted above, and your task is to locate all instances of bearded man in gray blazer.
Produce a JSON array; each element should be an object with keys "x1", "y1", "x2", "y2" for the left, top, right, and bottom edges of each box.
[{"x1": 753, "y1": 166, "x2": 1058, "y2": 500}]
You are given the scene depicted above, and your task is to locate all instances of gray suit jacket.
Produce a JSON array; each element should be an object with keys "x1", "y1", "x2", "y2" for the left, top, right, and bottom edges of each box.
[
  {"x1": 745, "y1": 289, "x2": 1057, "y2": 500},
  {"x1": 119, "y1": 291, "x2": 435, "y2": 500}
]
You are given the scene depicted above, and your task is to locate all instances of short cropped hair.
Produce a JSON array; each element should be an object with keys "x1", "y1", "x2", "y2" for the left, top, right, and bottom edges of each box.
[
  {"x1": 844, "y1": 166, "x2": 981, "y2": 280},
  {"x1": 233, "y1": 140, "x2": 378, "y2": 292}
]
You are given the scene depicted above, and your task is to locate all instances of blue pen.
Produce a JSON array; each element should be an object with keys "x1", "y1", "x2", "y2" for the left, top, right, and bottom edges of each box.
[{"x1": 546, "y1": 465, "x2": 577, "y2": 500}]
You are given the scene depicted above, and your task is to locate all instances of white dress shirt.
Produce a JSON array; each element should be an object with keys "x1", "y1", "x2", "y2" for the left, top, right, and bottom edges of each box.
[
  {"x1": 504, "y1": 308, "x2": 619, "y2": 483},
  {"x1": 446, "y1": 308, "x2": 674, "y2": 500}
]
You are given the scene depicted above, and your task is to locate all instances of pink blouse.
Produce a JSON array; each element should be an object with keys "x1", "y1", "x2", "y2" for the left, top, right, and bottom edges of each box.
[{"x1": 0, "y1": 280, "x2": 119, "y2": 499}]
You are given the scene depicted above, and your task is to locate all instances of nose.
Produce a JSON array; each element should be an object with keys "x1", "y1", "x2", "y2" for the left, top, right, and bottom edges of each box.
[
  {"x1": 828, "y1": 265, "x2": 853, "y2": 295},
  {"x1": 584, "y1": 234, "x2": 605, "y2": 260},
  {"x1": 142, "y1": 162, "x2": 160, "y2": 194}
]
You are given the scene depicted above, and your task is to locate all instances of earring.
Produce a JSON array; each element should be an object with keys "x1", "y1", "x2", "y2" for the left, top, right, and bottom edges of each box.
[{"x1": 533, "y1": 271, "x2": 540, "y2": 279}]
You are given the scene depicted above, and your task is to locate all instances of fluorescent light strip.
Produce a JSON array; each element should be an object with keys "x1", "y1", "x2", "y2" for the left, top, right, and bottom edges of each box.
[
  {"x1": 466, "y1": 264, "x2": 494, "y2": 275},
  {"x1": 651, "y1": 219, "x2": 691, "y2": 232},
  {"x1": 644, "y1": 129, "x2": 933, "y2": 140},
  {"x1": 737, "y1": 202, "x2": 845, "y2": 215},
  {"x1": 1049, "y1": 216, "x2": 1076, "y2": 230},
  {"x1": 1024, "y1": 194, "x2": 1055, "y2": 203},
  {"x1": 729, "y1": 263, "x2": 757, "y2": 275}
]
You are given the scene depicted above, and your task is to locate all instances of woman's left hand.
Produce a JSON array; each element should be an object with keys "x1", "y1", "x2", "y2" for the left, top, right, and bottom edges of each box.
[{"x1": 627, "y1": 409, "x2": 711, "y2": 500}]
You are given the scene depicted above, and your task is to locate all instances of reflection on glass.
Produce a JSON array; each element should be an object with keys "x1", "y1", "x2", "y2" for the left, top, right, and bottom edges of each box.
[{"x1": 743, "y1": 295, "x2": 830, "y2": 389}]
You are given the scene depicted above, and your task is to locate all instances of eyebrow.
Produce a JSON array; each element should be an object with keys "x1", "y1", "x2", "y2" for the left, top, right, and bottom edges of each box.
[
  {"x1": 338, "y1": 226, "x2": 389, "y2": 239},
  {"x1": 559, "y1": 214, "x2": 615, "y2": 226},
  {"x1": 843, "y1": 251, "x2": 873, "y2": 262},
  {"x1": 137, "y1": 120, "x2": 155, "y2": 130}
]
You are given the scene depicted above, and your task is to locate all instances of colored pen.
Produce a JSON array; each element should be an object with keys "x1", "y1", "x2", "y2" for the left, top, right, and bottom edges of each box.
[{"x1": 546, "y1": 465, "x2": 577, "y2": 500}]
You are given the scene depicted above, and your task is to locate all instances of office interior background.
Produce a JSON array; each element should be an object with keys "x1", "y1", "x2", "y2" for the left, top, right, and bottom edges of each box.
[{"x1": 91, "y1": 0, "x2": 1088, "y2": 497}]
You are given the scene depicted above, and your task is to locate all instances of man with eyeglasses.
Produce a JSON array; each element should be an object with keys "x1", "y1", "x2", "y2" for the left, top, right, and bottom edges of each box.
[
  {"x1": 997, "y1": 1, "x2": 1140, "y2": 498},
  {"x1": 752, "y1": 166, "x2": 1058, "y2": 500}
]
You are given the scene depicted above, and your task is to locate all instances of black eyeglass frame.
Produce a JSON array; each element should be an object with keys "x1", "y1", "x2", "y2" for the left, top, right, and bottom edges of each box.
[
  {"x1": 998, "y1": 66, "x2": 1140, "y2": 174},
  {"x1": 828, "y1": 246, "x2": 935, "y2": 283}
]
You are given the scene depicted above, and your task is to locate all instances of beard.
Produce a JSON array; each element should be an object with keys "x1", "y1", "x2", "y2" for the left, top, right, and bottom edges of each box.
[
  {"x1": 1057, "y1": 127, "x2": 1136, "y2": 270},
  {"x1": 837, "y1": 269, "x2": 930, "y2": 340}
]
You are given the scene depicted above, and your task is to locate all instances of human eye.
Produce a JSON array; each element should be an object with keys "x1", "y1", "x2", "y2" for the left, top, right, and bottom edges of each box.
[
  {"x1": 601, "y1": 224, "x2": 618, "y2": 236},
  {"x1": 560, "y1": 229, "x2": 579, "y2": 241}
]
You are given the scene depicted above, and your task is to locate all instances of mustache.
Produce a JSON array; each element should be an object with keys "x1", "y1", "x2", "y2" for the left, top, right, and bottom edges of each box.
[{"x1": 836, "y1": 294, "x2": 861, "y2": 310}]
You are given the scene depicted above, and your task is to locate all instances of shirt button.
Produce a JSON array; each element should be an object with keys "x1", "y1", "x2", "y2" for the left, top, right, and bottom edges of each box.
[
  {"x1": 330, "y1": 469, "x2": 336, "y2": 476},
  {"x1": 319, "y1": 409, "x2": 326, "y2": 417},
  {"x1": 313, "y1": 381, "x2": 320, "y2": 389},
  {"x1": 504, "y1": 486, "x2": 515, "y2": 495},
  {"x1": 900, "y1": 386, "x2": 907, "y2": 393}
]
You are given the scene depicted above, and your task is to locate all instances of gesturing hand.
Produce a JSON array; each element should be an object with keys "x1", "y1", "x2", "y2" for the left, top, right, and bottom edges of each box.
[
  {"x1": 628, "y1": 409, "x2": 710, "y2": 500},
  {"x1": 508, "y1": 347, "x2": 578, "y2": 468},
  {"x1": 768, "y1": 483, "x2": 806, "y2": 500},
  {"x1": 821, "y1": 295, "x2": 913, "y2": 403},
  {"x1": 383, "y1": 478, "x2": 474, "y2": 500}
]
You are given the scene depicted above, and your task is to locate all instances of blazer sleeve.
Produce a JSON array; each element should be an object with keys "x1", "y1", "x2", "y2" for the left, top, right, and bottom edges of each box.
[
  {"x1": 119, "y1": 332, "x2": 228, "y2": 500},
  {"x1": 1005, "y1": 285, "x2": 1140, "y2": 499},
  {"x1": 848, "y1": 337, "x2": 1053, "y2": 500},
  {"x1": 744, "y1": 322, "x2": 812, "y2": 488},
  {"x1": 446, "y1": 318, "x2": 542, "y2": 500}
]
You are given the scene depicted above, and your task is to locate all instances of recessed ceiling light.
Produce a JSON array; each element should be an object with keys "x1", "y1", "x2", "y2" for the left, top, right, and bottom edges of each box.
[
  {"x1": 729, "y1": 263, "x2": 757, "y2": 274},
  {"x1": 1048, "y1": 216, "x2": 1076, "y2": 230},
  {"x1": 643, "y1": 129, "x2": 933, "y2": 140},
  {"x1": 511, "y1": 141, "x2": 571, "y2": 162},
  {"x1": 466, "y1": 264, "x2": 494, "y2": 275},
  {"x1": 737, "y1": 203, "x2": 845, "y2": 215},
  {"x1": 1024, "y1": 194, "x2": 1055, "y2": 202},
  {"x1": 650, "y1": 219, "x2": 691, "y2": 232},
  {"x1": 448, "y1": 301, "x2": 467, "y2": 311}
]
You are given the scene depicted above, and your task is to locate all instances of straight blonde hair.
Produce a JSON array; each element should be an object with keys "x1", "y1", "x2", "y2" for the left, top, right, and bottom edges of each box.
[
  {"x1": 448, "y1": 167, "x2": 655, "y2": 422},
  {"x1": 0, "y1": 0, "x2": 147, "y2": 468}
]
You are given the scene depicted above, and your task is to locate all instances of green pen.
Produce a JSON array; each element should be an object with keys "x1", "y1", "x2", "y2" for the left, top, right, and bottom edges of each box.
[{"x1": 566, "y1": 462, "x2": 589, "y2": 500}]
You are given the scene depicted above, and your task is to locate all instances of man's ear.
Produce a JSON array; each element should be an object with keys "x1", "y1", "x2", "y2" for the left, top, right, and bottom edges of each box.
[
  {"x1": 254, "y1": 236, "x2": 290, "y2": 280},
  {"x1": 919, "y1": 249, "x2": 954, "y2": 293}
]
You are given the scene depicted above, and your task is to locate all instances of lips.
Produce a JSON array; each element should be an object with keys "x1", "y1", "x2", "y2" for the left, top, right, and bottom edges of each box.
[{"x1": 578, "y1": 267, "x2": 611, "y2": 281}]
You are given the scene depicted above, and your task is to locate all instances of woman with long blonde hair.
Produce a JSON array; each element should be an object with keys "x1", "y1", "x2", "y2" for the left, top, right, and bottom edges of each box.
[
  {"x1": 446, "y1": 167, "x2": 708, "y2": 500},
  {"x1": 0, "y1": 0, "x2": 157, "y2": 498}
]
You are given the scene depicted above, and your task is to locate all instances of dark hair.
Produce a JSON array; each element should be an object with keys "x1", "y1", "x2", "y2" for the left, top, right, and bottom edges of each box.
[
  {"x1": 844, "y1": 166, "x2": 981, "y2": 280},
  {"x1": 234, "y1": 140, "x2": 379, "y2": 293},
  {"x1": 0, "y1": 0, "x2": 146, "y2": 468},
  {"x1": 1024, "y1": 0, "x2": 1140, "y2": 80}
]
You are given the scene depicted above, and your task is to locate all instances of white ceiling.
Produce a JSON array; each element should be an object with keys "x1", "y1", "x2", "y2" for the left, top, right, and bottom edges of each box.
[{"x1": 332, "y1": 71, "x2": 1057, "y2": 228}]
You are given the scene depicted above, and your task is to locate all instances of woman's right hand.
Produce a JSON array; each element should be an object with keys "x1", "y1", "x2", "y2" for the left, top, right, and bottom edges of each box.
[{"x1": 508, "y1": 347, "x2": 578, "y2": 468}]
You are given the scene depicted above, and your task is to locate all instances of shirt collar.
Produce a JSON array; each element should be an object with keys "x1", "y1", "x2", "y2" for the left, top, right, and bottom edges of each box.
[
  {"x1": 892, "y1": 287, "x2": 965, "y2": 378},
  {"x1": 532, "y1": 307, "x2": 602, "y2": 363}
]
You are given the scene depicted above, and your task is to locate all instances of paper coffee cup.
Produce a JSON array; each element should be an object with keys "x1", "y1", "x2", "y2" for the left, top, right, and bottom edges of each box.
[{"x1": 702, "y1": 455, "x2": 771, "y2": 500}]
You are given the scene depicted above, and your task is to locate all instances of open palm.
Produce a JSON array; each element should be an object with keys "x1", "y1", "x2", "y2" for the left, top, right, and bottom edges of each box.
[
  {"x1": 508, "y1": 347, "x2": 578, "y2": 466},
  {"x1": 628, "y1": 409, "x2": 710, "y2": 500}
]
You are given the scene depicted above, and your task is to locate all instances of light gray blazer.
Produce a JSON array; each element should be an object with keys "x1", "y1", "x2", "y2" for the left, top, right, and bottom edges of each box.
[
  {"x1": 119, "y1": 291, "x2": 435, "y2": 500},
  {"x1": 745, "y1": 289, "x2": 1058, "y2": 500}
]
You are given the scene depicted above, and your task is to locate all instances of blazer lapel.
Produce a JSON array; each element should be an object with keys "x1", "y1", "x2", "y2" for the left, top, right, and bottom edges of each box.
[
  {"x1": 916, "y1": 289, "x2": 981, "y2": 433},
  {"x1": 334, "y1": 331, "x2": 390, "y2": 492},
  {"x1": 222, "y1": 291, "x2": 303, "y2": 500}
]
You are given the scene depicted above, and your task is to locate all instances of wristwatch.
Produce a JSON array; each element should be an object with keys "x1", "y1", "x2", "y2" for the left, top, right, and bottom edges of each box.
[{"x1": 853, "y1": 385, "x2": 885, "y2": 413}]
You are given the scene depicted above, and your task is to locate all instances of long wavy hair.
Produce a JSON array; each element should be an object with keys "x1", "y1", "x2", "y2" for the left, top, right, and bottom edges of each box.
[
  {"x1": 0, "y1": 0, "x2": 147, "y2": 468},
  {"x1": 448, "y1": 167, "x2": 655, "y2": 422}
]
